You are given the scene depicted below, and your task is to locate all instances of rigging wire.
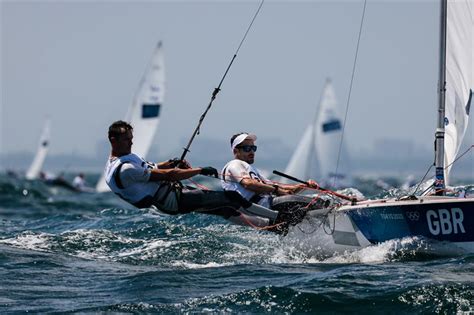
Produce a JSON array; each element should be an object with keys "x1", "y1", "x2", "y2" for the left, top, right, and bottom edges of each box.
[
  {"x1": 445, "y1": 144, "x2": 474, "y2": 171},
  {"x1": 179, "y1": 0, "x2": 265, "y2": 162},
  {"x1": 413, "y1": 163, "x2": 434, "y2": 195},
  {"x1": 419, "y1": 144, "x2": 474, "y2": 195},
  {"x1": 332, "y1": 0, "x2": 367, "y2": 189}
]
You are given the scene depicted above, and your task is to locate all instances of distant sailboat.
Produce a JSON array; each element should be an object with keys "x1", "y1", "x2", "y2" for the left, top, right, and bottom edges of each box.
[
  {"x1": 300, "y1": 0, "x2": 474, "y2": 254},
  {"x1": 96, "y1": 41, "x2": 165, "y2": 192},
  {"x1": 283, "y1": 79, "x2": 351, "y2": 188},
  {"x1": 26, "y1": 120, "x2": 51, "y2": 180}
]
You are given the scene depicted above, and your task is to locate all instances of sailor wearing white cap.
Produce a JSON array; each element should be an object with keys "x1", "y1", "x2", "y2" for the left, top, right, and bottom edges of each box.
[{"x1": 222, "y1": 132, "x2": 322, "y2": 231}]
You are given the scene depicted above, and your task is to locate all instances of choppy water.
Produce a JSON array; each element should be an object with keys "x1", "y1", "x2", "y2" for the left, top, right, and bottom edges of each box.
[{"x1": 0, "y1": 174, "x2": 473, "y2": 313}]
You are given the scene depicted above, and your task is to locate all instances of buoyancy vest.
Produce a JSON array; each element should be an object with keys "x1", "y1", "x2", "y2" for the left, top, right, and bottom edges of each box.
[
  {"x1": 105, "y1": 153, "x2": 176, "y2": 209},
  {"x1": 221, "y1": 159, "x2": 271, "y2": 208}
]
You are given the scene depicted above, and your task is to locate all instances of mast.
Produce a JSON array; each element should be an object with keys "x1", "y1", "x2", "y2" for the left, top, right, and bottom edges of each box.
[{"x1": 434, "y1": 0, "x2": 447, "y2": 194}]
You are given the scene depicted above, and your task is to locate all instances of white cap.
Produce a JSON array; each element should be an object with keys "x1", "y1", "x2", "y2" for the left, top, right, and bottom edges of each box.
[{"x1": 231, "y1": 133, "x2": 257, "y2": 151}]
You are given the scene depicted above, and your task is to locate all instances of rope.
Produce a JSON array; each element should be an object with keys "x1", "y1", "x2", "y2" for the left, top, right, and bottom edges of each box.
[
  {"x1": 425, "y1": 187, "x2": 457, "y2": 196},
  {"x1": 180, "y1": 0, "x2": 265, "y2": 162},
  {"x1": 296, "y1": 216, "x2": 322, "y2": 234},
  {"x1": 295, "y1": 197, "x2": 343, "y2": 235},
  {"x1": 445, "y1": 144, "x2": 474, "y2": 170},
  {"x1": 187, "y1": 179, "x2": 210, "y2": 191},
  {"x1": 413, "y1": 163, "x2": 434, "y2": 195},
  {"x1": 235, "y1": 0, "x2": 265, "y2": 56},
  {"x1": 210, "y1": 171, "x2": 357, "y2": 202},
  {"x1": 184, "y1": 163, "x2": 361, "y2": 235},
  {"x1": 240, "y1": 214, "x2": 287, "y2": 231},
  {"x1": 185, "y1": 170, "x2": 350, "y2": 234},
  {"x1": 322, "y1": 210, "x2": 338, "y2": 235},
  {"x1": 332, "y1": 0, "x2": 367, "y2": 188}
]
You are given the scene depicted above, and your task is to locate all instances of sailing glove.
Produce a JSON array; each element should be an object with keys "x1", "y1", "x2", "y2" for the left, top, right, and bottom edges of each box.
[{"x1": 200, "y1": 166, "x2": 218, "y2": 178}]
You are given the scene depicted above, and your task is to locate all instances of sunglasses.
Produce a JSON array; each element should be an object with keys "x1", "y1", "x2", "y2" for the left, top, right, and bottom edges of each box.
[{"x1": 237, "y1": 145, "x2": 257, "y2": 152}]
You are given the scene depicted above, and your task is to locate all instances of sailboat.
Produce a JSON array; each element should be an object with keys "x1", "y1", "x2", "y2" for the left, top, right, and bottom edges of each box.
[
  {"x1": 297, "y1": 0, "x2": 474, "y2": 254},
  {"x1": 283, "y1": 79, "x2": 351, "y2": 188},
  {"x1": 25, "y1": 119, "x2": 51, "y2": 180},
  {"x1": 96, "y1": 41, "x2": 165, "y2": 192}
]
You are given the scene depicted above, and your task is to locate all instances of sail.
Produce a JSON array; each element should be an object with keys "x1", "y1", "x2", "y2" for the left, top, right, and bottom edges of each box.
[
  {"x1": 283, "y1": 124, "x2": 319, "y2": 183},
  {"x1": 314, "y1": 80, "x2": 349, "y2": 186},
  {"x1": 26, "y1": 120, "x2": 51, "y2": 180},
  {"x1": 443, "y1": 0, "x2": 473, "y2": 184},
  {"x1": 283, "y1": 79, "x2": 350, "y2": 186},
  {"x1": 96, "y1": 41, "x2": 165, "y2": 192}
]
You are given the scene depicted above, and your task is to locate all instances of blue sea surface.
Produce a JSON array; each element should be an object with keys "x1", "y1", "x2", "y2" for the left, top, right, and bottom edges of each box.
[{"x1": 0, "y1": 174, "x2": 473, "y2": 313}]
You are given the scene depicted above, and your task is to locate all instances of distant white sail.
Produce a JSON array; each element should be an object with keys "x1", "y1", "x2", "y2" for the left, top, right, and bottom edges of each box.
[
  {"x1": 314, "y1": 79, "x2": 348, "y2": 185},
  {"x1": 283, "y1": 79, "x2": 350, "y2": 187},
  {"x1": 96, "y1": 41, "x2": 165, "y2": 192},
  {"x1": 26, "y1": 120, "x2": 50, "y2": 180},
  {"x1": 443, "y1": 0, "x2": 473, "y2": 184},
  {"x1": 283, "y1": 124, "x2": 319, "y2": 183}
]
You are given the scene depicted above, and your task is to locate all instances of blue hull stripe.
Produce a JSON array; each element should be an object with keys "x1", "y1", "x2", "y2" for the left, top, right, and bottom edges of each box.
[{"x1": 347, "y1": 201, "x2": 474, "y2": 243}]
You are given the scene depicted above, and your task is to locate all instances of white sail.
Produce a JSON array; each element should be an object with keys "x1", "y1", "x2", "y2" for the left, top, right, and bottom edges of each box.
[
  {"x1": 283, "y1": 124, "x2": 319, "y2": 183},
  {"x1": 26, "y1": 120, "x2": 51, "y2": 180},
  {"x1": 283, "y1": 79, "x2": 350, "y2": 187},
  {"x1": 314, "y1": 79, "x2": 348, "y2": 185},
  {"x1": 96, "y1": 41, "x2": 165, "y2": 192},
  {"x1": 444, "y1": 0, "x2": 473, "y2": 184}
]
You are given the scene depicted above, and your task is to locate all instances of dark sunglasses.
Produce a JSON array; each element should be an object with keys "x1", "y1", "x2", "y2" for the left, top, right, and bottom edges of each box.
[{"x1": 237, "y1": 145, "x2": 257, "y2": 152}]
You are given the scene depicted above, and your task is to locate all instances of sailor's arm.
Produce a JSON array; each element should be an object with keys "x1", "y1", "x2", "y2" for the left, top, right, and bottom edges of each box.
[
  {"x1": 156, "y1": 158, "x2": 191, "y2": 169},
  {"x1": 240, "y1": 177, "x2": 292, "y2": 195},
  {"x1": 277, "y1": 183, "x2": 306, "y2": 193},
  {"x1": 277, "y1": 180, "x2": 319, "y2": 193},
  {"x1": 148, "y1": 167, "x2": 204, "y2": 182}
]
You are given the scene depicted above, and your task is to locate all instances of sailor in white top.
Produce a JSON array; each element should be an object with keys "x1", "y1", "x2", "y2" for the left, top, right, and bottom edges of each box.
[
  {"x1": 222, "y1": 158, "x2": 272, "y2": 207},
  {"x1": 105, "y1": 152, "x2": 178, "y2": 210},
  {"x1": 222, "y1": 132, "x2": 323, "y2": 231}
]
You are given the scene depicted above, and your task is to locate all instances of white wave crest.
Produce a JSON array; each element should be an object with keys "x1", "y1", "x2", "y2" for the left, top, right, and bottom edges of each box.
[
  {"x1": 0, "y1": 232, "x2": 54, "y2": 252},
  {"x1": 170, "y1": 261, "x2": 232, "y2": 269}
]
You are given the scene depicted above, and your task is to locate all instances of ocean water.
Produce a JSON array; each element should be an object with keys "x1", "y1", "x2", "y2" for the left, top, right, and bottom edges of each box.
[{"x1": 0, "y1": 174, "x2": 473, "y2": 313}]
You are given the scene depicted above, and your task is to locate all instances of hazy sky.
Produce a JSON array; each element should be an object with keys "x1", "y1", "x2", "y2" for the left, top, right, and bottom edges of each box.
[{"x1": 1, "y1": 0, "x2": 473, "y2": 162}]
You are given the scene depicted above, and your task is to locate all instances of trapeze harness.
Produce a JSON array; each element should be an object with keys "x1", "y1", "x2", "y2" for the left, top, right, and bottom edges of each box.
[{"x1": 105, "y1": 154, "x2": 179, "y2": 212}]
